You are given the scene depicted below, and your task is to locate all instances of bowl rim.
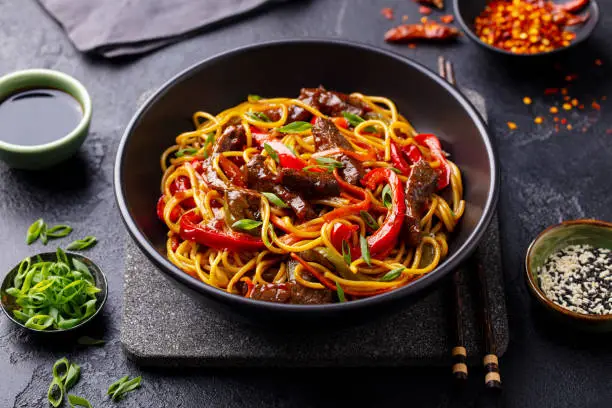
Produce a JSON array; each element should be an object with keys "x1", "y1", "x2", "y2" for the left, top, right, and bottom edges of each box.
[
  {"x1": 113, "y1": 38, "x2": 500, "y2": 313},
  {"x1": 0, "y1": 68, "x2": 92, "y2": 154},
  {"x1": 453, "y1": 0, "x2": 600, "y2": 58},
  {"x1": 0, "y1": 251, "x2": 108, "y2": 333},
  {"x1": 524, "y1": 218, "x2": 612, "y2": 322}
]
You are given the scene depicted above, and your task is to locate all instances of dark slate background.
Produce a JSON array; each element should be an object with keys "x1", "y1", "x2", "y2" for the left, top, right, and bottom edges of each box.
[{"x1": 1, "y1": 0, "x2": 611, "y2": 407}]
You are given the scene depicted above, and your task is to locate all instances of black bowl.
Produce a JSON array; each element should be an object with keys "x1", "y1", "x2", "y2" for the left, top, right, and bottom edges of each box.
[
  {"x1": 454, "y1": 0, "x2": 600, "y2": 58},
  {"x1": 114, "y1": 39, "x2": 499, "y2": 326}
]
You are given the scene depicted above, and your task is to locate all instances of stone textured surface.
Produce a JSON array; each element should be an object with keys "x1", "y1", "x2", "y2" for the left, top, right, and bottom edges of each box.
[
  {"x1": 1, "y1": 0, "x2": 612, "y2": 407},
  {"x1": 122, "y1": 213, "x2": 507, "y2": 367}
]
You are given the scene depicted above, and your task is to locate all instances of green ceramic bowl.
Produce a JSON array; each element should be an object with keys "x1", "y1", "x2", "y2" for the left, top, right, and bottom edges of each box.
[
  {"x1": 0, "y1": 69, "x2": 92, "y2": 170},
  {"x1": 0, "y1": 251, "x2": 107, "y2": 334},
  {"x1": 525, "y1": 219, "x2": 612, "y2": 332}
]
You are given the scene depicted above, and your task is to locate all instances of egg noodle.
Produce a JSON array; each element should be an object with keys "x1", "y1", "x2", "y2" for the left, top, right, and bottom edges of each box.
[{"x1": 157, "y1": 92, "x2": 465, "y2": 301}]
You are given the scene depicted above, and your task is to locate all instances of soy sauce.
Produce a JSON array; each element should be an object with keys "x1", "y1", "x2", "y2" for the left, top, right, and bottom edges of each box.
[{"x1": 0, "y1": 88, "x2": 83, "y2": 146}]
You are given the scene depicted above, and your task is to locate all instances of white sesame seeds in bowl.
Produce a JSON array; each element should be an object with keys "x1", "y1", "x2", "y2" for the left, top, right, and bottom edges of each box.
[{"x1": 525, "y1": 219, "x2": 612, "y2": 332}]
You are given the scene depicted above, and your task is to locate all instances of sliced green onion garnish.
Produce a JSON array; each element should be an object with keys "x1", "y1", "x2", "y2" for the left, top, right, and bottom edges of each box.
[
  {"x1": 175, "y1": 148, "x2": 198, "y2": 157},
  {"x1": 342, "y1": 240, "x2": 352, "y2": 265},
  {"x1": 262, "y1": 192, "x2": 289, "y2": 208},
  {"x1": 68, "y1": 394, "x2": 93, "y2": 408},
  {"x1": 382, "y1": 184, "x2": 392, "y2": 209},
  {"x1": 66, "y1": 236, "x2": 97, "y2": 251},
  {"x1": 26, "y1": 218, "x2": 45, "y2": 244},
  {"x1": 360, "y1": 211, "x2": 379, "y2": 230},
  {"x1": 46, "y1": 224, "x2": 73, "y2": 238},
  {"x1": 381, "y1": 267, "x2": 405, "y2": 282},
  {"x1": 360, "y1": 235, "x2": 371, "y2": 266},
  {"x1": 246, "y1": 111, "x2": 271, "y2": 122},
  {"x1": 277, "y1": 121, "x2": 312, "y2": 133},
  {"x1": 336, "y1": 282, "x2": 346, "y2": 302},
  {"x1": 342, "y1": 111, "x2": 365, "y2": 127},
  {"x1": 263, "y1": 143, "x2": 280, "y2": 164},
  {"x1": 315, "y1": 157, "x2": 344, "y2": 168},
  {"x1": 232, "y1": 219, "x2": 263, "y2": 231}
]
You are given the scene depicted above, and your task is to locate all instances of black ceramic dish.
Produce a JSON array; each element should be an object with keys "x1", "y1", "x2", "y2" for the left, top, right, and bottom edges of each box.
[
  {"x1": 0, "y1": 252, "x2": 108, "y2": 334},
  {"x1": 114, "y1": 39, "x2": 499, "y2": 326},
  {"x1": 454, "y1": 0, "x2": 600, "y2": 58}
]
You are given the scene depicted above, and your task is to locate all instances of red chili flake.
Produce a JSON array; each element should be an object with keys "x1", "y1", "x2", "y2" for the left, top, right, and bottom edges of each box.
[
  {"x1": 507, "y1": 121, "x2": 518, "y2": 130},
  {"x1": 408, "y1": 43, "x2": 417, "y2": 49},
  {"x1": 561, "y1": 118, "x2": 568, "y2": 125},
  {"x1": 544, "y1": 88, "x2": 559, "y2": 95},
  {"x1": 606, "y1": 129, "x2": 612, "y2": 135},
  {"x1": 554, "y1": 125, "x2": 560, "y2": 133},
  {"x1": 563, "y1": 96, "x2": 571, "y2": 101},
  {"x1": 592, "y1": 101, "x2": 601, "y2": 110},
  {"x1": 571, "y1": 98, "x2": 578, "y2": 106},
  {"x1": 561, "y1": 88, "x2": 568, "y2": 95},
  {"x1": 565, "y1": 74, "x2": 578, "y2": 82},
  {"x1": 595, "y1": 59, "x2": 603, "y2": 66},
  {"x1": 420, "y1": 16, "x2": 428, "y2": 24},
  {"x1": 381, "y1": 7, "x2": 394, "y2": 20},
  {"x1": 602, "y1": 96, "x2": 608, "y2": 101},
  {"x1": 419, "y1": 6, "x2": 432, "y2": 15},
  {"x1": 578, "y1": 104, "x2": 585, "y2": 110},
  {"x1": 402, "y1": 15, "x2": 409, "y2": 22},
  {"x1": 553, "y1": 117, "x2": 559, "y2": 122},
  {"x1": 440, "y1": 15, "x2": 454, "y2": 24},
  {"x1": 567, "y1": 124, "x2": 573, "y2": 130}
]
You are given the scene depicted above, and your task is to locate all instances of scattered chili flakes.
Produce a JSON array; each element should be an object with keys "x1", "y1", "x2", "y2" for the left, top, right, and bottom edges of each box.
[
  {"x1": 565, "y1": 74, "x2": 579, "y2": 82},
  {"x1": 567, "y1": 124, "x2": 573, "y2": 130},
  {"x1": 523, "y1": 96, "x2": 532, "y2": 105},
  {"x1": 571, "y1": 98, "x2": 579, "y2": 106},
  {"x1": 440, "y1": 15, "x2": 454, "y2": 24},
  {"x1": 507, "y1": 121, "x2": 518, "y2": 130},
  {"x1": 402, "y1": 15, "x2": 409, "y2": 22},
  {"x1": 578, "y1": 104, "x2": 585, "y2": 110},
  {"x1": 561, "y1": 118, "x2": 568, "y2": 125},
  {"x1": 562, "y1": 103, "x2": 572, "y2": 111},
  {"x1": 534, "y1": 116, "x2": 544, "y2": 124},
  {"x1": 550, "y1": 106, "x2": 559, "y2": 114},
  {"x1": 420, "y1": 16, "x2": 428, "y2": 24},
  {"x1": 563, "y1": 95, "x2": 571, "y2": 101},
  {"x1": 561, "y1": 88, "x2": 568, "y2": 95},
  {"x1": 408, "y1": 43, "x2": 417, "y2": 49},
  {"x1": 595, "y1": 59, "x2": 603, "y2": 66},
  {"x1": 419, "y1": 6, "x2": 432, "y2": 15},
  {"x1": 544, "y1": 88, "x2": 559, "y2": 95},
  {"x1": 554, "y1": 117, "x2": 559, "y2": 122},
  {"x1": 592, "y1": 101, "x2": 601, "y2": 110},
  {"x1": 381, "y1": 7, "x2": 394, "y2": 20}
]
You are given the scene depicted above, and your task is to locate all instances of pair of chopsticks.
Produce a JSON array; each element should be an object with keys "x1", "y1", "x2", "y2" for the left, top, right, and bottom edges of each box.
[{"x1": 438, "y1": 56, "x2": 502, "y2": 391}]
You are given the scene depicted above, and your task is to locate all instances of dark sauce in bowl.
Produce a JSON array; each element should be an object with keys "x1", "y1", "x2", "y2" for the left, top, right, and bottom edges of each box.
[{"x1": 0, "y1": 88, "x2": 83, "y2": 146}]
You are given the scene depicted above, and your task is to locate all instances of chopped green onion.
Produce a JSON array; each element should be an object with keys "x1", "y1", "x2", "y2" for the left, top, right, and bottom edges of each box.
[
  {"x1": 66, "y1": 236, "x2": 97, "y2": 251},
  {"x1": 336, "y1": 282, "x2": 346, "y2": 302},
  {"x1": 26, "y1": 219, "x2": 45, "y2": 244},
  {"x1": 315, "y1": 157, "x2": 344, "y2": 168},
  {"x1": 108, "y1": 376, "x2": 142, "y2": 401},
  {"x1": 202, "y1": 132, "x2": 216, "y2": 158},
  {"x1": 286, "y1": 144, "x2": 298, "y2": 156},
  {"x1": 360, "y1": 211, "x2": 380, "y2": 230},
  {"x1": 175, "y1": 148, "x2": 198, "y2": 157},
  {"x1": 382, "y1": 184, "x2": 392, "y2": 209},
  {"x1": 25, "y1": 314, "x2": 54, "y2": 330},
  {"x1": 360, "y1": 235, "x2": 371, "y2": 266},
  {"x1": 46, "y1": 224, "x2": 73, "y2": 238},
  {"x1": 232, "y1": 219, "x2": 263, "y2": 231},
  {"x1": 40, "y1": 224, "x2": 49, "y2": 245},
  {"x1": 77, "y1": 336, "x2": 106, "y2": 346},
  {"x1": 53, "y1": 357, "x2": 70, "y2": 383},
  {"x1": 263, "y1": 143, "x2": 279, "y2": 164},
  {"x1": 262, "y1": 192, "x2": 289, "y2": 208},
  {"x1": 342, "y1": 240, "x2": 352, "y2": 265},
  {"x1": 389, "y1": 167, "x2": 403, "y2": 174},
  {"x1": 277, "y1": 121, "x2": 312, "y2": 133},
  {"x1": 248, "y1": 94, "x2": 262, "y2": 101},
  {"x1": 47, "y1": 376, "x2": 64, "y2": 408},
  {"x1": 342, "y1": 111, "x2": 365, "y2": 127},
  {"x1": 68, "y1": 395, "x2": 93, "y2": 408},
  {"x1": 246, "y1": 111, "x2": 271, "y2": 122},
  {"x1": 381, "y1": 267, "x2": 405, "y2": 282},
  {"x1": 64, "y1": 363, "x2": 81, "y2": 391}
]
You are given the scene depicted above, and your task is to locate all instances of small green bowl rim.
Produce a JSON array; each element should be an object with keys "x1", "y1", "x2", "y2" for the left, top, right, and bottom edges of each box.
[
  {"x1": 525, "y1": 218, "x2": 612, "y2": 323},
  {"x1": 0, "y1": 68, "x2": 92, "y2": 154},
  {"x1": 0, "y1": 251, "x2": 108, "y2": 334}
]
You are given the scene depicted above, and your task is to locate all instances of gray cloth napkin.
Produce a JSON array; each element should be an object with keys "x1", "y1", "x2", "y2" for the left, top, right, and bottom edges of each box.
[{"x1": 37, "y1": 0, "x2": 286, "y2": 58}]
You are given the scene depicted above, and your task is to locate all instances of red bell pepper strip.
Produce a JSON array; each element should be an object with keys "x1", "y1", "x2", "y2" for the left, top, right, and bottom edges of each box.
[
  {"x1": 360, "y1": 168, "x2": 406, "y2": 257},
  {"x1": 413, "y1": 133, "x2": 450, "y2": 190},
  {"x1": 157, "y1": 195, "x2": 182, "y2": 222},
  {"x1": 390, "y1": 141, "x2": 411, "y2": 175},
  {"x1": 179, "y1": 212, "x2": 265, "y2": 252},
  {"x1": 401, "y1": 144, "x2": 423, "y2": 164},
  {"x1": 218, "y1": 155, "x2": 246, "y2": 187},
  {"x1": 329, "y1": 223, "x2": 359, "y2": 254},
  {"x1": 169, "y1": 176, "x2": 196, "y2": 208},
  {"x1": 241, "y1": 277, "x2": 255, "y2": 297},
  {"x1": 249, "y1": 126, "x2": 324, "y2": 172}
]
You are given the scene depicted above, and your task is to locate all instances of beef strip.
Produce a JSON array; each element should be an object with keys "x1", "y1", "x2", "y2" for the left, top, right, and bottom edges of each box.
[
  {"x1": 312, "y1": 117, "x2": 364, "y2": 185},
  {"x1": 280, "y1": 168, "x2": 340, "y2": 198},
  {"x1": 212, "y1": 124, "x2": 246, "y2": 154},
  {"x1": 288, "y1": 86, "x2": 367, "y2": 123},
  {"x1": 250, "y1": 281, "x2": 333, "y2": 304},
  {"x1": 403, "y1": 159, "x2": 438, "y2": 246},
  {"x1": 224, "y1": 188, "x2": 261, "y2": 234},
  {"x1": 246, "y1": 155, "x2": 316, "y2": 220},
  {"x1": 201, "y1": 156, "x2": 227, "y2": 191}
]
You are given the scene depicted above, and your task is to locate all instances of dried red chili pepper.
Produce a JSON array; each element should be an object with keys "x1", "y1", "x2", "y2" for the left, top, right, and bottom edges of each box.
[
  {"x1": 415, "y1": 0, "x2": 444, "y2": 9},
  {"x1": 384, "y1": 22, "x2": 459, "y2": 42}
]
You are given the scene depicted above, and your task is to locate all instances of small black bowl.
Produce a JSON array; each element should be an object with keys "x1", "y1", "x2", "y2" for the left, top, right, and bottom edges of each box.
[
  {"x1": 454, "y1": 0, "x2": 600, "y2": 58},
  {"x1": 0, "y1": 252, "x2": 108, "y2": 334},
  {"x1": 114, "y1": 39, "x2": 499, "y2": 326}
]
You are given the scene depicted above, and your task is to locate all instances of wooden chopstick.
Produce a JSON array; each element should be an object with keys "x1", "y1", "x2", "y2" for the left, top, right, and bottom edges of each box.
[
  {"x1": 477, "y1": 262, "x2": 502, "y2": 390},
  {"x1": 438, "y1": 55, "x2": 468, "y2": 384}
]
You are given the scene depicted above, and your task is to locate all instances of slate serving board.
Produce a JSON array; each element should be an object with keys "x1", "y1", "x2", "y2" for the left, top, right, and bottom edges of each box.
[{"x1": 120, "y1": 89, "x2": 509, "y2": 367}]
